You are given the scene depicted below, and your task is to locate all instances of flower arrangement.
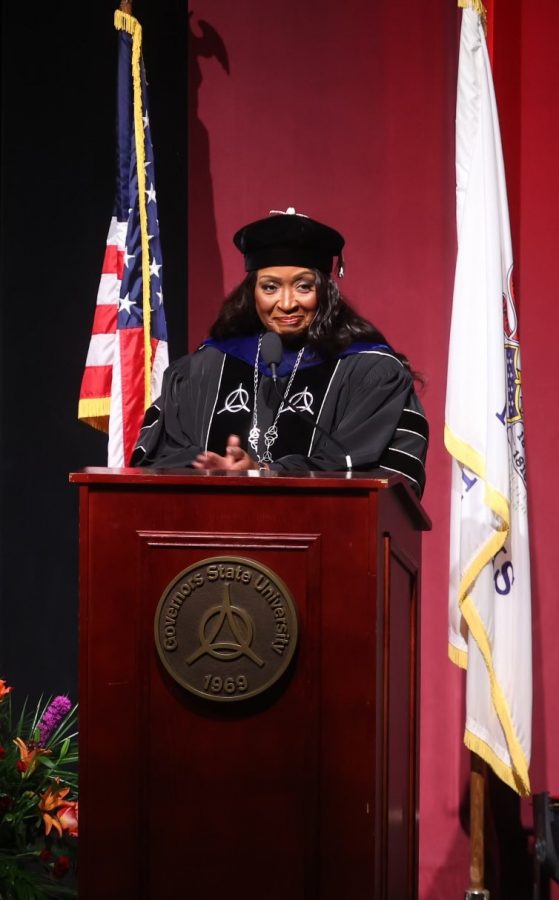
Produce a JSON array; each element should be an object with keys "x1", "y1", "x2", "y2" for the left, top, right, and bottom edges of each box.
[{"x1": 0, "y1": 678, "x2": 78, "y2": 899}]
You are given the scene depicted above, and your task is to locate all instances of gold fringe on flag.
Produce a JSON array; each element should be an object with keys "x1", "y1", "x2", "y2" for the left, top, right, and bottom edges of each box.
[{"x1": 77, "y1": 397, "x2": 111, "y2": 432}]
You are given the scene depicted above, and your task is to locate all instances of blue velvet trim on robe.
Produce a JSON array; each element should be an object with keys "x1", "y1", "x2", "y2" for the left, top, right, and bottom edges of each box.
[{"x1": 200, "y1": 335, "x2": 392, "y2": 377}]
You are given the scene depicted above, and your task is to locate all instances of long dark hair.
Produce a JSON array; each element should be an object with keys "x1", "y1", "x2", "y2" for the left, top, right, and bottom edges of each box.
[{"x1": 210, "y1": 270, "x2": 415, "y2": 372}]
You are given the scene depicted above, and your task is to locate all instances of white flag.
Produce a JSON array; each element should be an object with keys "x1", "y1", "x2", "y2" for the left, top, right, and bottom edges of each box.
[{"x1": 445, "y1": 6, "x2": 531, "y2": 795}]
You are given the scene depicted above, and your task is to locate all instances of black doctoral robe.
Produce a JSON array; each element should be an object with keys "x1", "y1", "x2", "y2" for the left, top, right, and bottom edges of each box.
[{"x1": 131, "y1": 336, "x2": 428, "y2": 496}]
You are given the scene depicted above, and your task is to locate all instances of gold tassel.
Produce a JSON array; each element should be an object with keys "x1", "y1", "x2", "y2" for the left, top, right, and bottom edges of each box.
[
  {"x1": 112, "y1": 7, "x2": 153, "y2": 409},
  {"x1": 112, "y1": 8, "x2": 153, "y2": 409}
]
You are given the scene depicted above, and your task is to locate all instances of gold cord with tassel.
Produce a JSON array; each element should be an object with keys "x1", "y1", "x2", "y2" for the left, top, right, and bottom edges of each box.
[{"x1": 114, "y1": 9, "x2": 153, "y2": 412}]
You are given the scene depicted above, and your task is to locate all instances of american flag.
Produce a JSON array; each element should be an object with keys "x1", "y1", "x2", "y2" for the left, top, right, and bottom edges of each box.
[{"x1": 78, "y1": 10, "x2": 168, "y2": 466}]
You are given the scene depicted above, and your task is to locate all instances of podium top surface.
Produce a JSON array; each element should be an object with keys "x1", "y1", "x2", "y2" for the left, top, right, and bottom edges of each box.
[{"x1": 69, "y1": 467, "x2": 431, "y2": 530}]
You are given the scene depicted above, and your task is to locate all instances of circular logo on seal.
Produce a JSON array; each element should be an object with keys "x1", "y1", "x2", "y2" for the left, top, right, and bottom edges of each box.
[{"x1": 154, "y1": 556, "x2": 299, "y2": 702}]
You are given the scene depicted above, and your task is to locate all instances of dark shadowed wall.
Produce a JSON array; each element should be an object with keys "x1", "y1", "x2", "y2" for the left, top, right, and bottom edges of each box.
[{"x1": 0, "y1": 3, "x2": 187, "y2": 702}]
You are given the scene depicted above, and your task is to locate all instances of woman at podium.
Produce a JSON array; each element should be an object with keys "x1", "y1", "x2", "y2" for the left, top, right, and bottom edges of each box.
[{"x1": 131, "y1": 209, "x2": 428, "y2": 496}]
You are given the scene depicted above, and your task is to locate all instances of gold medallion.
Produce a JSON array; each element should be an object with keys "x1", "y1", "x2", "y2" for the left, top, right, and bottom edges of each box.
[{"x1": 154, "y1": 556, "x2": 299, "y2": 702}]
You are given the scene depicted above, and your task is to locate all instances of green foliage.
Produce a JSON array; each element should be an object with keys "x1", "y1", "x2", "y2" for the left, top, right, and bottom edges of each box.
[{"x1": 0, "y1": 682, "x2": 78, "y2": 899}]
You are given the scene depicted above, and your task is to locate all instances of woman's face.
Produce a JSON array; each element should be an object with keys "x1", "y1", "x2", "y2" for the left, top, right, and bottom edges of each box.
[{"x1": 254, "y1": 266, "x2": 318, "y2": 338}]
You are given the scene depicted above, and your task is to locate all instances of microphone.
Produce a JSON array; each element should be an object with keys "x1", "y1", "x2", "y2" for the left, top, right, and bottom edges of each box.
[
  {"x1": 260, "y1": 331, "x2": 283, "y2": 383},
  {"x1": 260, "y1": 331, "x2": 352, "y2": 470}
]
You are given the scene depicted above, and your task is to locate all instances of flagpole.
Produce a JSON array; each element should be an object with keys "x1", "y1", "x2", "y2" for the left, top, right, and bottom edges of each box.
[
  {"x1": 79, "y1": 0, "x2": 169, "y2": 461},
  {"x1": 465, "y1": 753, "x2": 490, "y2": 899}
]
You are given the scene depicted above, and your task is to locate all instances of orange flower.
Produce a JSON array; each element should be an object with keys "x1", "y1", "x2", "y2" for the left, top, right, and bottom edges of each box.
[
  {"x1": 38, "y1": 780, "x2": 76, "y2": 837},
  {"x1": 39, "y1": 781, "x2": 70, "y2": 813},
  {"x1": 0, "y1": 680, "x2": 12, "y2": 702},
  {"x1": 13, "y1": 738, "x2": 51, "y2": 777}
]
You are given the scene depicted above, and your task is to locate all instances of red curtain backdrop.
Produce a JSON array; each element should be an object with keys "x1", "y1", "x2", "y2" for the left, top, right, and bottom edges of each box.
[
  {"x1": 516, "y1": 0, "x2": 559, "y2": 883},
  {"x1": 187, "y1": 1, "x2": 559, "y2": 895}
]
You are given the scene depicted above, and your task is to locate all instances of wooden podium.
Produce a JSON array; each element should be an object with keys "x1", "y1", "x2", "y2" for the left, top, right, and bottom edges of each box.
[{"x1": 70, "y1": 468, "x2": 430, "y2": 900}]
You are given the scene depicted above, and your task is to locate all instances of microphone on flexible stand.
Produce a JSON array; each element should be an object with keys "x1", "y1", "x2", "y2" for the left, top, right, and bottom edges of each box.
[
  {"x1": 260, "y1": 331, "x2": 352, "y2": 470},
  {"x1": 260, "y1": 331, "x2": 283, "y2": 383}
]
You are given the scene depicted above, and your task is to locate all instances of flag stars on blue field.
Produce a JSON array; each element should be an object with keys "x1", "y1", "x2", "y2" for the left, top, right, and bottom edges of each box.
[
  {"x1": 124, "y1": 248, "x2": 135, "y2": 268},
  {"x1": 119, "y1": 294, "x2": 134, "y2": 315},
  {"x1": 149, "y1": 257, "x2": 162, "y2": 279},
  {"x1": 146, "y1": 183, "x2": 157, "y2": 203},
  {"x1": 143, "y1": 112, "x2": 149, "y2": 129}
]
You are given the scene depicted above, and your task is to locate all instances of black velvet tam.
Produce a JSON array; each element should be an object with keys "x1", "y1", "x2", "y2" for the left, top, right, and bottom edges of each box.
[{"x1": 233, "y1": 210, "x2": 345, "y2": 274}]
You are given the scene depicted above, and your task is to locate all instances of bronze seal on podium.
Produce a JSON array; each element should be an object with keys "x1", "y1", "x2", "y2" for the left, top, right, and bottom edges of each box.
[{"x1": 154, "y1": 556, "x2": 299, "y2": 702}]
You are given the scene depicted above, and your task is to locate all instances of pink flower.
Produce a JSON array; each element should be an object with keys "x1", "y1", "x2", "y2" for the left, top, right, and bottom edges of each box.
[{"x1": 57, "y1": 801, "x2": 78, "y2": 838}]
